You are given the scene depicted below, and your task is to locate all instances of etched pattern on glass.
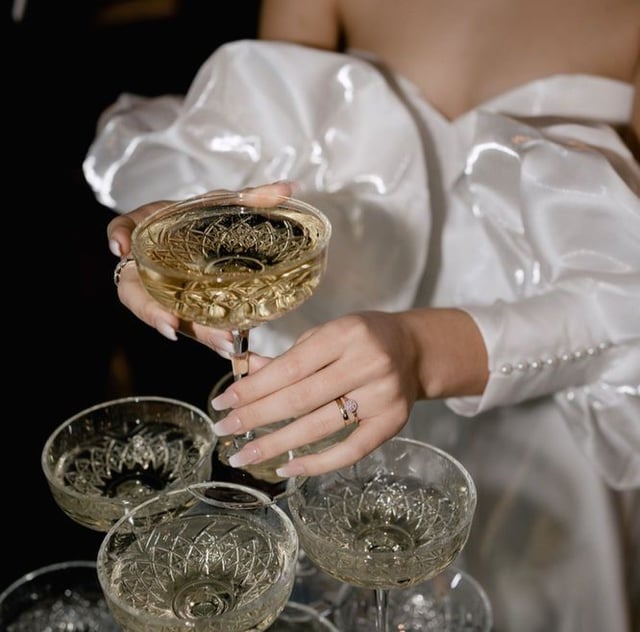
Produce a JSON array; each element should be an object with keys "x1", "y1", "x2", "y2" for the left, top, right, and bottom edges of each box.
[
  {"x1": 135, "y1": 207, "x2": 328, "y2": 330},
  {"x1": 6, "y1": 591, "x2": 120, "y2": 632},
  {"x1": 48, "y1": 416, "x2": 212, "y2": 531},
  {"x1": 335, "y1": 570, "x2": 493, "y2": 632},
  {"x1": 294, "y1": 473, "x2": 471, "y2": 589},
  {"x1": 57, "y1": 422, "x2": 205, "y2": 499},
  {"x1": 106, "y1": 514, "x2": 293, "y2": 631}
]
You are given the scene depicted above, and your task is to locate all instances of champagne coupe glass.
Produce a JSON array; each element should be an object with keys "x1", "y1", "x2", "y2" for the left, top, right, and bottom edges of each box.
[
  {"x1": 0, "y1": 560, "x2": 121, "y2": 632},
  {"x1": 286, "y1": 437, "x2": 477, "y2": 632},
  {"x1": 97, "y1": 481, "x2": 299, "y2": 632},
  {"x1": 42, "y1": 396, "x2": 216, "y2": 531},
  {"x1": 268, "y1": 601, "x2": 339, "y2": 631},
  {"x1": 131, "y1": 189, "x2": 332, "y2": 496},
  {"x1": 334, "y1": 565, "x2": 493, "y2": 631}
]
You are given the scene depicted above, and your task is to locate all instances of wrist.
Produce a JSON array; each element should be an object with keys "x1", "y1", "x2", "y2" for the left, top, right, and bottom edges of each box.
[{"x1": 402, "y1": 307, "x2": 489, "y2": 399}]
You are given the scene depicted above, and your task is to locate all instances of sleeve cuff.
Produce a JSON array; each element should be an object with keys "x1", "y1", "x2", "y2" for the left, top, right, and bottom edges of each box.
[{"x1": 446, "y1": 290, "x2": 617, "y2": 416}]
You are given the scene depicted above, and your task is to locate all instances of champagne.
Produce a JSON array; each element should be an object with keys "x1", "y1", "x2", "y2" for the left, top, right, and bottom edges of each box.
[
  {"x1": 102, "y1": 512, "x2": 296, "y2": 632},
  {"x1": 49, "y1": 421, "x2": 211, "y2": 531},
  {"x1": 289, "y1": 473, "x2": 472, "y2": 589},
  {"x1": 133, "y1": 205, "x2": 330, "y2": 330}
]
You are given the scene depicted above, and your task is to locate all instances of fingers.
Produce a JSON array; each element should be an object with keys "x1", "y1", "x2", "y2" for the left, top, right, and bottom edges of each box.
[
  {"x1": 107, "y1": 200, "x2": 171, "y2": 257},
  {"x1": 209, "y1": 312, "x2": 419, "y2": 478},
  {"x1": 210, "y1": 320, "x2": 360, "y2": 417},
  {"x1": 107, "y1": 181, "x2": 296, "y2": 347},
  {"x1": 277, "y1": 423, "x2": 393, "y2": 477},
  {"x1": 240, "y1": 181, "x2": 294, "y2": 206},
  {"x1": 222, "y1": 387, "x2": 408, "y2": 478},
  {"x1": 115, "y1": 258, "x2": 179, "y2": 341}
]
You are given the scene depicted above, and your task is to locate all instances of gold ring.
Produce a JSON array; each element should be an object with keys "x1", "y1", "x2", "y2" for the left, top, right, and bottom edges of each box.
[
  {"x1": 113, "y1": 256, "x2": 135, "y2": 287},
  {"x1": 334, "y1": 396, "x2": 360, "y2": 427}
]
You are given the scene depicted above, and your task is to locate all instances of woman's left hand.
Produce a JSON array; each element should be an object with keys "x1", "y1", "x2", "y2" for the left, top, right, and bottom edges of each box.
[{"x1": 209, "y1": 310, "x2": 423, "y2": 477}]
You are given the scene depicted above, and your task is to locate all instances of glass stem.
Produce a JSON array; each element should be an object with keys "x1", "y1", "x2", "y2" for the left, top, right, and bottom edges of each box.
[
  {"x1": 231, "y1": 329, "x2": 250, "y2": 381},
  {"x1": 230, "y1": 329, "x2": 254, "y2": 444},
  {"x1": 374, "y1": 588, "x2": 390, "y2": 632}
]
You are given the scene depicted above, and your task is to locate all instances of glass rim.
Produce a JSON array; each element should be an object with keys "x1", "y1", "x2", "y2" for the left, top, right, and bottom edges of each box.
[
  {"x1": 0, "y1": 560, "x2": 99, "y2": 606},
  {"x1": 335, "y1": 565, "x2": 493, "y2": 632},
  {"x1": 288, "y1": 435, "x2": 478, "y2": 546},
  {"x1": 97, "y1": 480, "x2": 299, "y2": 627},
  {"x1": 41, "y1": 395, "x2": 216, "y2": 503},
  {"x1": 277, "y1": 601, "x2": 340, "y2": 631},
  {"x1": 131, "y1": 190, "x2": 332, "y2": 281}
]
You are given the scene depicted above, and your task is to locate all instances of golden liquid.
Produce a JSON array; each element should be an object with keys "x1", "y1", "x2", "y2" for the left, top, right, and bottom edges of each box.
[
  {"x1": 289, "y1": 474, "x2": 472, "y2": 590},
  {"x1": 104, "y1": 513, "x2": 295, "y2": 632},
  {"x1": 48, "y1": 424, "x2": 212, "y2": 532},
  {"x1": 133, "y1": 205, "x2": 329, "y2": 330}
]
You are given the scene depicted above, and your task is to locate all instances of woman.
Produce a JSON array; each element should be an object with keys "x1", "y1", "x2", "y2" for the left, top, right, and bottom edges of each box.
[{"x1": 86, "y1": 1, "x2": 639, "y2": 629}]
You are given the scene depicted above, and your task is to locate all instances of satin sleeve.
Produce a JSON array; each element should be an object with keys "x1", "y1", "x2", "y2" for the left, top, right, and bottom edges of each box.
[
  {"x1": 83, "y1": 39, "x2": 430, "y2": 355},
  {"x1": 446, "y1": 112, "x2": 640, "y2": 489}
]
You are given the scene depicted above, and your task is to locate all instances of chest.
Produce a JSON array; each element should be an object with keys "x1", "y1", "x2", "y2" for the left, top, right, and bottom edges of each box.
[{"x1": 341, "y1": 0, "x2": 639, "y2": 119}]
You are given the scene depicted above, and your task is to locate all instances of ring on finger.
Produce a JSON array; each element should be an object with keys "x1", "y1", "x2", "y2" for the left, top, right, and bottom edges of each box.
[
  {"x1": 335, "y1": 396, "x2": 360, "y2": 427},
  {"x1": 113, "y1": 256, "x2": 135, "y2": 287}
]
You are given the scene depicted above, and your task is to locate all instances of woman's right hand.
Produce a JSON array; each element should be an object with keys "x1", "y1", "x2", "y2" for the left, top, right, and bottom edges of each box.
[{"x1": 106, "y1": 181, "x2": 294, "y2": 356}]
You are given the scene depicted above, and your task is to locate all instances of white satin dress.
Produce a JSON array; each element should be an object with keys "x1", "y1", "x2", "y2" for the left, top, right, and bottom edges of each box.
[{"x1": 84, "y1": 40, "x2": 640, "y2": 632}]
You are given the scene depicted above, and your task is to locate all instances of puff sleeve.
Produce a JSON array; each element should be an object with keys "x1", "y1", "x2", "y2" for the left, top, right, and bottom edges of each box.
[{"x1": 83, "y1": 39, "x2": 430, "y2": 354}]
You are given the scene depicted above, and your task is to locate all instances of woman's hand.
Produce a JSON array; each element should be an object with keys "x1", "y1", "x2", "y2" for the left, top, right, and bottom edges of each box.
[
  {"x1": 208, "y1": 307, "x2": 487, "y2": 477},
  {"x1": 107, "y1": 181, "x2": 294, "y2": 355}
]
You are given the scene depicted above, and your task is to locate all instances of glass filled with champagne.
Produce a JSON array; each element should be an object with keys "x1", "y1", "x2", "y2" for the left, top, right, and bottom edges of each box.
[
  {"x1": 41, "y1": 396, "x2": 216, "y2": 532},
  {"x1": 131, "y1": 189, "x2": 332, "y2": 500},
  {"x1": 98, "y1": 481, "x2": 299, "y2": 632},
  {"x1": 286, "y1": 437, "x2": 477, "y2": 632}
]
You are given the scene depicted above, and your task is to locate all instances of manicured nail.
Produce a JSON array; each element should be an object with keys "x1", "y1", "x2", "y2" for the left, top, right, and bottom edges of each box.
[
  {"x1": 109, "y1": 239, "x2": 122, "y2": 257},
  {"x1": 287, "y1": 180, "x2": 301, "y2": 194},
  {"x1": 213, "y1": 415, "x2": 242, "y2": 436},
  {"x1": 228, "y1": 446, "x2": 261, "y2": 468},
  {"x1": 215, "y1": 340, "x2": 235, "y2": 357},
  {"x1": 211, "y1": 389, "x2": 238, "y2": 411},
  {"x1": 157, "y1": 321, "x2": 177, "y2": 341},
  {"x1": 276, "y1": 461, "x2": 305, "y2": 478}
]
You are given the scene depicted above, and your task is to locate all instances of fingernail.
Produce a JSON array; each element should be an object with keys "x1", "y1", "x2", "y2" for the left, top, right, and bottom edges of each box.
[
  {"x1": 211, "y1": 389, "x2": 238, "y2": 411},
  {"x1": 276, "y1": 461, "x2": 305, "y2": 478},
  {"x1": 109, "y1": 239, "x2": 122, "y2": 257},
  {"x1": 275, "y1": 180, "x2": 300, "y2": 194},
  {"x1": 287, "y1": 180, "x2": 301, "y2": 194},
  {"x1": 213, "y1": 415, "x2": 242, "y2": 436},
  {"x1": 157, "y1": 321, "x2": 177, "y2": 341},
  {"x1": 215, "y1": 340, "x2": 235, "y2": 356},
  {"x1": 228, "y1": 446, "x2": 261, "y2": 468}
]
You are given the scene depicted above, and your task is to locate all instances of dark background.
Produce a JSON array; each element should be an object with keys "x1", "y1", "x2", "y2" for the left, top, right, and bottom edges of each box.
[{"x1": 6, "y1": 0, "x2": 261, "y2": 591}]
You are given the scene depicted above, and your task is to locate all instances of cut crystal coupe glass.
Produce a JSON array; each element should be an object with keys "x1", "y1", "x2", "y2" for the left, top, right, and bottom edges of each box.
[
  {"x1": 98, "y1": 481, "x2": 299, "y2": 632},
  {"x1": 42, "y1": 396, "x2": 216, "y2": 531},
  {"x1": 131, "y1": 189, "x2": 332, "y2": 500},
  {"x1": 0, "y1": 561, "x2": 121, "y2": 632},
  {"x1": 287, "y1": 437, "x2": 478, "y2": 632}
]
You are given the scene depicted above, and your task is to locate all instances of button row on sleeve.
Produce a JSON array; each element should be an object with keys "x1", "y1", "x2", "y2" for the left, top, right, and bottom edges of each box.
[{"x1": 498, "y1": 341, "x2": 613, "y2": 375}]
